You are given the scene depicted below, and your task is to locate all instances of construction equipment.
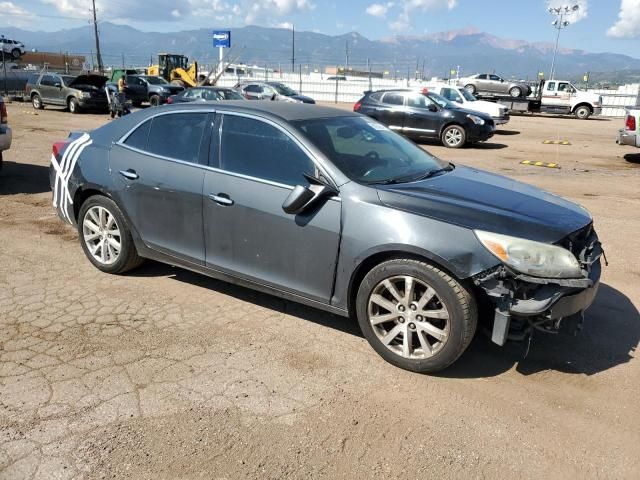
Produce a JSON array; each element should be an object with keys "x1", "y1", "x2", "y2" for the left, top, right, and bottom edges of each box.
[{"x1": 148, "y1": 53, "x2": 198, "y2": 88}]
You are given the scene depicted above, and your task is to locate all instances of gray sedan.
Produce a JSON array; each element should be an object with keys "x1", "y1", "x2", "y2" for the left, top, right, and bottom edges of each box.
[
  {"x1": 48, "y1": 102, "x2": 602, "y2": 373},
  {"x1": 458, "y1": 73, "x2": 532, "y2": 98}
]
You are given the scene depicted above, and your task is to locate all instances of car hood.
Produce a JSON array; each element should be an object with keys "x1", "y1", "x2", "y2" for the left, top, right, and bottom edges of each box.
[
  {"x1": 291, "y1": 94, "x2": 315, "y2": 104},
  {"x1": 68, "y1": 75, "x2": 108, "y2": 89},
  {"x1": 444, "y1": 105, "x2": 493, "y2": 121},
  {"x1": 376, "y1": 166, "x2": 591, "y2": 243}
]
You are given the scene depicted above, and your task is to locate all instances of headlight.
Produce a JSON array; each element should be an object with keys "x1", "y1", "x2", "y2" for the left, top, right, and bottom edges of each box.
[
  {"x1": 474, "y1": 230, "x2": 583, "y2": 279},
  {"x1": 467, "y1": 114, "x2": 485, "y2": 125},
  {"x1": 80, "y1": 92, "x2": 91, "y2": 98}
]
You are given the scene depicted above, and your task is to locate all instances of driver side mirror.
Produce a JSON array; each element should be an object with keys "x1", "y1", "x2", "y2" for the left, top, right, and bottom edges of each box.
[
  {"x1": 428, "y1": 103, "x2": 438, "y2": 112},
  {"x1": 282, "y1": 175, "x2": 338, "y2": 215}
]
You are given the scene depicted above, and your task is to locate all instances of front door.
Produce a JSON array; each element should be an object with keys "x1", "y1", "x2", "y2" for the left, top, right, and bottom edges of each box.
[
  {"x1": 203, "y1": 113, "x2": 341, "y2": 303},
  {"x1": 110, "y1": 111, "x2": 212, "y2": 264},
  {"x1": 125, "y1": 76, "x2": 147, "y2": 103}
]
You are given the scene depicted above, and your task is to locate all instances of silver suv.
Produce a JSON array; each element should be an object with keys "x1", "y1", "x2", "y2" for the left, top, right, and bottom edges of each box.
[
  {"x1": 458, "y1": 73, "x2": 532, "y2": 98},
  {"x1": 0, "y1": 36, "x2": 25, "y2": 60}
]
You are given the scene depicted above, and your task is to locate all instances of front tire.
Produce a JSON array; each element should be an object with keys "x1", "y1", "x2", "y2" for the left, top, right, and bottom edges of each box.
[
  {"x1": 68, "y1": 97, "x2": 80, "y2": 114},
  {"x1": 78, "y1": 195, "x2": 144, "y2": 274},
  {"x1": 574, "y1": 105, "x2": 591, "y2": 119},
  {"x1": 149, "y1": 95, "x2": 161, "y2": 107},
  {"x1": 356, "y1": 259, "x2": 477, "y2": 373},
  {"x1": 441, "y1": 124, "x2": 466, "y2": 148},
  {"x1": 32, "y1": 94, "x2": 44, "y2": 110},
  {"x1": 509, "y1": 86, "x2": 522, "y2": 98}
]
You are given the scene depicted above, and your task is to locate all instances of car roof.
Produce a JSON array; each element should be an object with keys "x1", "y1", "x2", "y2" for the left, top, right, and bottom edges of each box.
[{"x1": 158, "y1": 101, "x2": 357, "y2": 121}]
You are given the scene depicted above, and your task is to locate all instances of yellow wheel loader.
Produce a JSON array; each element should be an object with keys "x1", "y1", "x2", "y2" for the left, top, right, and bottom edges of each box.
[{"x1": 148, "y1": 53, "x2": 199, "y2": 88}]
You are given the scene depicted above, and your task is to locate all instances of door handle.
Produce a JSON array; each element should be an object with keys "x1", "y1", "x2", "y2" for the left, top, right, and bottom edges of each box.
[
  {"x1": 119, "y1": 169, "x2": 139, "y2": 180},
  {"x1": 208, "y1": 193, "x2": 234, "y2": 206}
]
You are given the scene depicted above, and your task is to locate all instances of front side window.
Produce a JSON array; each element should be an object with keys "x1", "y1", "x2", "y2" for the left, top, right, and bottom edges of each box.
[
  {"x1": 406, "y1": 93, "x2": 436, "y2": 109},
  {"x1": 220, "y1": 115, "x2": 314, "y2": 186},
  {"x1": 125, "y1": 113, "x2": 207, "y2": 163},
  {"x1": 294, "y1": 116, "x2": 446, "y2": 184},
  {"x1": 477, "y1": 74, "x2": 488, "y2": 80},
  {"x1": 382, "y1": 93, "x2": 405, "y2": 106},
  {"x1": 558, "y1": 83, "x2": 569, "y2": 92},
  {"x1": 40, "y1": 75, "x2": 57, "y2": 86}
]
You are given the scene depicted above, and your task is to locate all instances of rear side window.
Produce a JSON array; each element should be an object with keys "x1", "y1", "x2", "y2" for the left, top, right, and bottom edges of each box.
[
  {"x1": 369, "y1": 92, "x2": 383, "y2": 102},
  {"x1": 220, "y1": 115, "x2": 314, "y2": 186},
  {"x1": 478, "y1": 74, "x2": 488, "y2": 80},
  {"x1": 382, "y1": 93, "x2": 404, "y2": 106},
  {"x1": 124, "y1": 120, "x2": 151, "y2": 150},
  {"x1": 547, "y1": 82, "x2": 556, "y2": 92},
  {"x1": 145, "y1": 113, "x2": 208, "y2": 163}
]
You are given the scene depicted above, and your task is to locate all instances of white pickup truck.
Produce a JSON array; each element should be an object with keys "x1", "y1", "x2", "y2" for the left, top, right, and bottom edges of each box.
[
  {"x1": 617, "y1": 107, "x2": 640, "y2": 148},
  {"x1": 425, "y1": 84, "x2": 510, "y2": 125},
  {"x1": 478, "y1": 79, "x2": 603, "y2": 120}
]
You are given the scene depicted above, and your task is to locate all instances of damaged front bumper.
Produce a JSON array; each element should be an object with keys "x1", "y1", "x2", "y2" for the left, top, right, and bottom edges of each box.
[{"x1": 474, "y1": 225, "x2": 603, "y2": 345}]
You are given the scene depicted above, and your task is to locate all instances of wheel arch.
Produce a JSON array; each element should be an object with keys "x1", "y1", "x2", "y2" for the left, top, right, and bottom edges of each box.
[
  {"x1": 346, "y1": 247, "x2": 466, "y2": 318},
  {"x1": 572, "y1": 102, "x2": 593, "y2": 114}
]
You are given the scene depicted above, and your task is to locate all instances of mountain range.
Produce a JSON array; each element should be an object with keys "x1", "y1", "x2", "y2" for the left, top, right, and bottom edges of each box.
[{"x1": 3, "y1": 23, "x2": 640, "y2": 82}]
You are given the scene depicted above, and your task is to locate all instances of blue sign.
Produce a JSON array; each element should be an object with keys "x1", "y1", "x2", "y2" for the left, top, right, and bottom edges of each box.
[{"x1": 213, "y1": 31, "x2": 231, "y2": 48}]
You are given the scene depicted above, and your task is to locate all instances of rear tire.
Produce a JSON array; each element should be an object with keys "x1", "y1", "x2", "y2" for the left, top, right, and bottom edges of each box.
[
  {"x1": 11, "y1": 48, "x2": 21, "y2": 60},
  {"x1": 574, "y1": 105, "x2": 591, "y2": 119},
  {"x1": 78, "y1": 195, "x2": 144, "y2": 274},
  {"x1": 441, "y1": 124, "x2": 466, "y2": 148},
  {"x1": 356, "y1": 258, "x2": 477, "y2": 373},
  {"x1": 509, "y1": 86, "x2": 522, "y2": 98},
  {"x1": 464, "y1": 84, "x2": 476, "y2": 94},
  {"x1": 32, "y1": 94, "x2": 44, "y2": 110},
  {"x1": 68, "y1": 97, "x2": 80, "y2": 114}
]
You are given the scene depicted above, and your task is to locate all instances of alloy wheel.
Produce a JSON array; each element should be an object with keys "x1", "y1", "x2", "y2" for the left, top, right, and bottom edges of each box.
[
  {"x1": 444, "y1": 127, "x2": 463, "y2": 147},
  {"x1": 367, "y1": 275, "x2": 450, "y2": 360},
  {"x1": 82, "y1": 206, "x2": 121, "y2": 265}
]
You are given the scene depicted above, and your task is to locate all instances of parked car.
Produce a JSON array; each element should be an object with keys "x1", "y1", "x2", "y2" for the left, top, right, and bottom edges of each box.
[
  {"x1": 167, "y1": 86, "x2": 245, "y2": 104},
  {"x1": 235, "y1": 81, "x2": 315, "y2": 104},
  {"x1": 426, "y1": 84, "x2": 510, "y2": 125},
  {"x1": 354, "y1": 89, "x2": 495, "y2": 148},
  {"x1": 26, "y1": 73, "x2": 108, "y2": 113},
  {"x1": 47, "y1": 102, "x2": 602, "y2": 373},
  {"x1": 0, "y1": 96, "x2": 11, "y2": 170},
  {"x1": 107, "y1": 75, "x2": 184, "y2": 107},
  {"x1": 0, "y1": 36, "x2": 25, "y2": 59},
  {"x1": 458, "y1": 73, "x2": 532, "y2": 98},
  {"x1": 617, "y1": 107, "x2": 640, "y2": 148}
]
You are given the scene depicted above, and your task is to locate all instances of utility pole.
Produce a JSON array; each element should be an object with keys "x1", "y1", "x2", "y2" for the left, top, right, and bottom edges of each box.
[
  {"x1": 421, "y1": 58, "x2": 425, "y2": 80},
  {"x1": 91, "y1": 0, "x2": 103, "y2": 73},
  {"x1": 345, "y1": 41, "x2": 349, "y2": 70},
  {"x1": 291, "y1": 24, "x2": 295, "y2": 73}
]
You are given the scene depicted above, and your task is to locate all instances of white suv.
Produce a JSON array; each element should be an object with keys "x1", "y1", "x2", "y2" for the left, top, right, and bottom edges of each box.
[{"x1": 0, "y1": 37, "x2": 26, "y2": 59}]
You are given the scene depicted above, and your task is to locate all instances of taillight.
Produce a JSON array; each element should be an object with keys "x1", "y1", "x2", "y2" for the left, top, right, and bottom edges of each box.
[
  {"x1": 626, "y1": 114, "x2": 636, "y2": 132},
  {"x1": 52, "y1": 141, "x2": 66, "y2": 158},
  {"x1": 0, "y1": 101, "x2": 7, "y2": 124},
  {"x1": 167, "y1": 96, "x2": 173, "y2": 104},
  {"x1": 353, "y1": 101, "x2": 362, "y2": 112}
]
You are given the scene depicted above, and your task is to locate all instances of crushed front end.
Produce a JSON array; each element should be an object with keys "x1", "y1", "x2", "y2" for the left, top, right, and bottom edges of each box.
[{"x1": 474, "y1": 224, "x2": 604, "y2": 345}]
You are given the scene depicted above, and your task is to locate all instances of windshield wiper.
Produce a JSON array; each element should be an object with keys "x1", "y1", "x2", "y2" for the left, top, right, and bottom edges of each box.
[{"x1": 365, "y1": 164, "x2": 454, "y2": 186}]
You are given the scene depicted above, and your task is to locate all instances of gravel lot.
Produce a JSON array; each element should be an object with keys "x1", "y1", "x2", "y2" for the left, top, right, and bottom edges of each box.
[{"x1": 1, "y1": 102, "x2": 639, "y2": 479}]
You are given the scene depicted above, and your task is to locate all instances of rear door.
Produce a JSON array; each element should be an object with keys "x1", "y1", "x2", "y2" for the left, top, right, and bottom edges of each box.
[
  {"x1": 110, "y1": 110, "x2": 213, "y2": 264},
  {"x1": 402, "y1": 92, "x2": 441, "y2": 138},
  {"x1": 39, "y1": 75, "x2": 61, "y2": 104},
  {"x1": 378, "y1": 92, "x2": 407, "y2": 132},
  {"x1": 203, "y1": 113, "x2": 341, "y2": 303},
  {"x1": 542, "y1": 81, "x2": 569, "y2": 107}
]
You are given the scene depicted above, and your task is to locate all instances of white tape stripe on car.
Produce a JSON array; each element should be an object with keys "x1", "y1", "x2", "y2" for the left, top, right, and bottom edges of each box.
[{"x1": 51, "y1": 133, "x2": 92, "y2": 222}]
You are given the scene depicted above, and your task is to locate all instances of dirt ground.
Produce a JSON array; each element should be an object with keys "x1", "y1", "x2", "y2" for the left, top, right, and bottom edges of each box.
[{"x1": 1, "y1": 102, "x2": 639, "y2": 480}]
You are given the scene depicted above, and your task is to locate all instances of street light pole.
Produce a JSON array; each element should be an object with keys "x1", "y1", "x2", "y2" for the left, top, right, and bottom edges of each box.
[{"x1": 548, "y1": 4, "x2": 579, "y2": 80}]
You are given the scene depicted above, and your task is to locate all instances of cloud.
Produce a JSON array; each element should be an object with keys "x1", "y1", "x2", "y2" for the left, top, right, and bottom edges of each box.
[
  {"x1": 389, "y1": 0, "x2": 458, "y2": 31},
  {"x1": 366, "y1": 3, "x2": 393, "y2": 18},
  {"x1": 607, "y1": 0, "x2": 640, "y2": 38},
  {"x1": 546, "y1": 0, "x2": 588, "y2": 23},
  {"x1": 276, "y1": 21, "x2": 294, "y2": 29},
  {"x1": 1, "y1": 1, "x2": 29, "y2": 16}
]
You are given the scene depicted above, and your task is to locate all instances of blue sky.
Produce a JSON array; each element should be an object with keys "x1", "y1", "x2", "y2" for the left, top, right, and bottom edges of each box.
[{"x1": 2, "y1": 0, "x2": 639, "y2": 55}]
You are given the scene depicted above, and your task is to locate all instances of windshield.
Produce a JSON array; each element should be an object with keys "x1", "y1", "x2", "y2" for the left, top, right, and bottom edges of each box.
[
  {"x1": 270, "y1": 83, "x2": 298, "y2": 96},
  {"x1": 427, "y1": 92, "x2": 454, "y2": 109},
  {"x1": 461, "y1": 89, "x2": 477, "y2": 102},
  {"x1": 293, "y1": 116, "x2": 447, "y2": 184},
  {"x1": 142, "y1": 76, "x2": 169, "y2": 85}
]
